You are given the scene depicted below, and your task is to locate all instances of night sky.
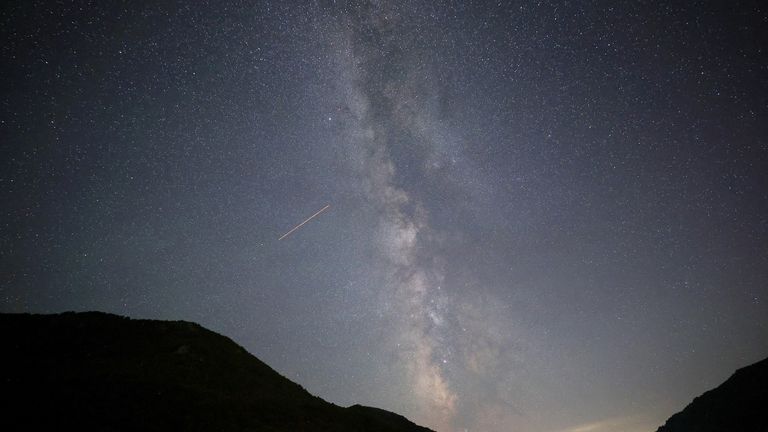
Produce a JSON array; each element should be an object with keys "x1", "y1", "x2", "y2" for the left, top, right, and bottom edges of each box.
[{"x1": 2, "y1": 1, "x2": 767, "y2": 431}]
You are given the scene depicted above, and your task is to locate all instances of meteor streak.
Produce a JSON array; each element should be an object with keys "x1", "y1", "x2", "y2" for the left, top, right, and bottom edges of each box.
[{"x1": 278, "y1": 204, "x2": 330, "y2": 240}]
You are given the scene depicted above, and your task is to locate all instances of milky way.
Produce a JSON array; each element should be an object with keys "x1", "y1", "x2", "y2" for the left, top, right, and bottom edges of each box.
[{"x1": 2, "y1": 2, "x2": 767, "y2": 432}]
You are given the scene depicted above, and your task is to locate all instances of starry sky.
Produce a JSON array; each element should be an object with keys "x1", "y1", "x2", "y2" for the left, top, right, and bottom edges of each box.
[{"x1": 2, "y1": 1, "x2": 767, "y2": 431}]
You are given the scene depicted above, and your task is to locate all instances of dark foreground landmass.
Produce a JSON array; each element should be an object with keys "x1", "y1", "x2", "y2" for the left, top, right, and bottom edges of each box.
[
  {"x1": 1, "y1": 312, "x2": 433, "y2": 432},
  {"x1": 656, "y1": 356, "x2": 768, "y2": 432}
]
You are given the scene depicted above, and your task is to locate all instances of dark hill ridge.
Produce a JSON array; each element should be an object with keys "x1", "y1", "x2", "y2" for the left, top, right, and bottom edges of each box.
[
  {"x1": 656, "y1": 356, "x2": 768, "y2": 432},
  {"x1": 0, "y1": 311, "x2": 433, "y2": 432}
]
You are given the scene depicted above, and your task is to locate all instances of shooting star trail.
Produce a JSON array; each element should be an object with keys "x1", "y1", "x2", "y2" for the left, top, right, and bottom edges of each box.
[{"x1": 278, "y1": 204, "x2": 331, "y2": 240}]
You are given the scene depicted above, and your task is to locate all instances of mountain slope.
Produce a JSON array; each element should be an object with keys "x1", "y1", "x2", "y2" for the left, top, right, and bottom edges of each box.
[
  {"x1": 0, "y1": 312, "x2": 433, "y2": 432},
  {"x1": 656, "y1": 356, "x2": 768, "y2": 432}
]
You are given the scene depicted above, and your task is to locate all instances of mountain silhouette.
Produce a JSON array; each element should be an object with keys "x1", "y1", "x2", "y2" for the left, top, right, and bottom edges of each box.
[
  {"x1": 1, "y1": 311, "x2": 433, "y2": 432},
  {"x1": 656, "y1": 356, "x2": 768, "y2": 432}
]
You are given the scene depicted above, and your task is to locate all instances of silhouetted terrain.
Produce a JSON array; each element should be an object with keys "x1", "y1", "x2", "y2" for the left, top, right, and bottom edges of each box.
[
  {"x1": 1, "y1": 312, "x2": 433, "y2": 432},
  {"x1": 656, "y1": 356, "x2": 768, "y2": 432}
]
